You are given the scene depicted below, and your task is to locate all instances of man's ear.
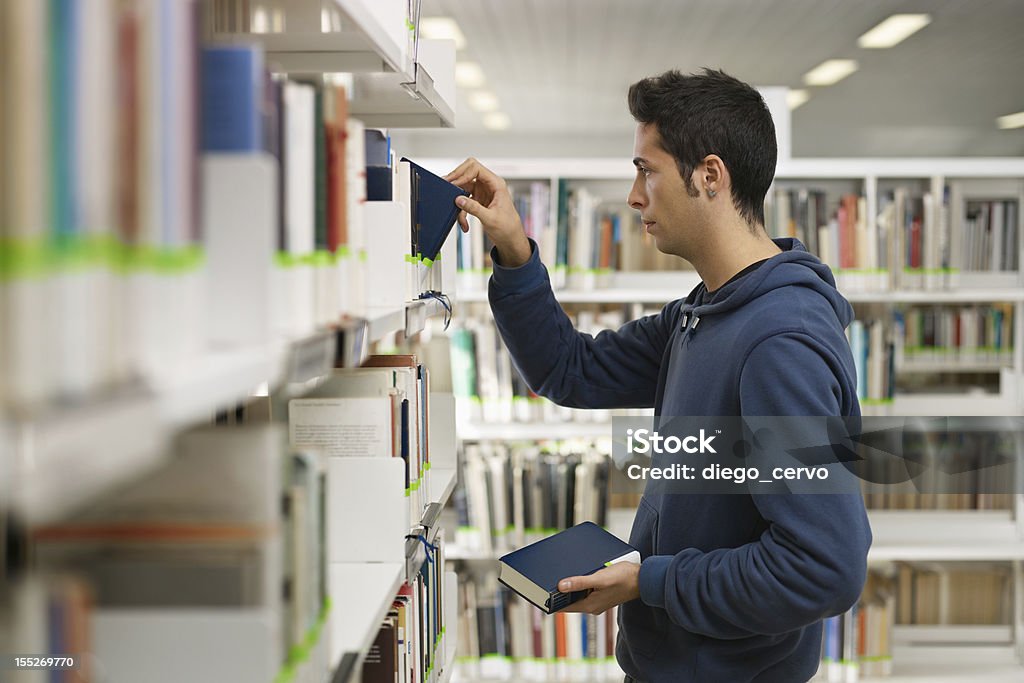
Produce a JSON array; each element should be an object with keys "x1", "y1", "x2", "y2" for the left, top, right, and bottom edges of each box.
[{"x1": 702, "y1": 154, "x2": 728, "y2": 196}]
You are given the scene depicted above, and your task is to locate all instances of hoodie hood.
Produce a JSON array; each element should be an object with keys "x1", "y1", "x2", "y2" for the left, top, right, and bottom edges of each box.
[{"x1": 679, "y1": 237, "x2": 853, "y2": 336}]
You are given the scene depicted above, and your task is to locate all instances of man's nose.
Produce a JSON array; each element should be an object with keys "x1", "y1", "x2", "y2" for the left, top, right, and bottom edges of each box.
[{"x1": 628, "y1": 176, "x2": 646, "y2": 210}]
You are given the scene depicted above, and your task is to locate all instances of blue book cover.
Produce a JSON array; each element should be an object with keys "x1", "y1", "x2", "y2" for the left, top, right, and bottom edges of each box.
[
  {"x1": 400, "y1": 158, "x2": 469, "y2": 261},
  {"x1": 200, "y1": 46, "x2": 263, "y2": 152},
  {"x1": 498, "y1": 521, "x2": 639, "y2": 614}
]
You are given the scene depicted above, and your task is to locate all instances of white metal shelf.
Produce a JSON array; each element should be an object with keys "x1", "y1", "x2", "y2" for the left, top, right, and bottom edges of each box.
[
  {"x1": 847, "y1": 289, "x2": 1024, "y2": 303},
  {"x1": 890, "y1": 393, "x2": 1020, "y2": 417},
  {"x1": 898, "y1": 360, "x2": 1013, "y2": 374},
  {"x1": 154, "y1": 343, "x2": 280, "y2": 426},
  {"x1": 860, "y1": 644, "x2": 1022, "y2": 682},
  {"x1": 212, "y1": 0, "x2": 408, "y2": 74},
  {"x1": 458, "y1": 421, "x2": 615, "y2": 441},
  {"x1": 448, "y1": 509, "x2": 1024, "y2": 563},
  {"x1": 428, "y1": 467, "x2": 458, "y2": 509},
  {"x1": 868, "y1": 510, "x2": 1024, "y2": 562},
  {"x1": 328, "y1": 562, "x2": 404, "y2": 672},
  {"x1": 438, "y1": 643, "x2": 458, "y2": 683},
  {"x1": 418, "y1": 157, "x2": 1024, "y2": 181},
  {"x1": 3, "y1": 296, "x2": 449, "y2": 524},
  {"x1": 349, "y1": 62, "x2": 455, "y2": 129},
  {"x1": 7, "y1": 390, "x2": 167, "y2": 526},
  {"x1": 892, "y1": 624, "x2": 1013, "y2": 644},
  {"x1": 458, "y1": 285, "x2": 1024, "y2": 305}
]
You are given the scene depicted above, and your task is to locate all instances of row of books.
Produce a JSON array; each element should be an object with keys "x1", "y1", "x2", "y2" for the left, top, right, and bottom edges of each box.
[
  {"x1": 815, "y1": 571, "x2": 895, "y2": 682},
  {"x1": 859, "y1": 422, "x2": 1019, "y2": 510},
  {"x1": 455, "y1": 181, "x2": 692, "y2": 292},
  {"x1": 449, "y1": 303, "x2": 1012, "y2": 428},
  {"x1": 20, "y1": 423, "x2": 330, "y2": 683},
  {"x1": 849, "y1": 318, "x2": 896, "y2": 404},
  {"x1": 0, "y1": 0, "x2": 205, "y2": 407},
  {"x1": 454, "y1": 443, "x2": 612, "y2": 556},
  {"x1": 770, "y1": 191, "x2": 873, "y2": 276},
  {"x1": 894, "y1": 562, "x2": 1013, "y2": 626},
  {"x1": 449, "y1": 308, "x2": 657, "y2": 426},
  {"x1": 766, "y1": 186, "x2": 1021, "y2": 292},
  {"x1": 450, "y1": 565, "x2": 900, "y2": 683},
  {"x1": 454, "y1": 579, "x2": 623, "y2": 682},
  {"x1": 452, "y1": 179, "x2": 1020, "y2": 296},
  {"x1": 894, "y1": 304, "x2": 1015, "y2": 365},
  {"x1": 0, "y1": 4, "x2": 458, "y2": 410},
  {"x1": 361, "y1": 535, "x2": 450, "y2": 683}
]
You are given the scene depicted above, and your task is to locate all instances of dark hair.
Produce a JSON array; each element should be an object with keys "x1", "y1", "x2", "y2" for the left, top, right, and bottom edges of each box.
[{"x1": 627, "y1": 68, "x2": 776, "y2": 229}]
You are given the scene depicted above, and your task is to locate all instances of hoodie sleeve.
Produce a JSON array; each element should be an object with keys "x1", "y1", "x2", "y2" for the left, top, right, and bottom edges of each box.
[
  {"x1": 487, "y1": 240, "x2": 674, "y2": 409},
  {"x1": 637, "y1": 332, "x2": 872, "y2": 638}
]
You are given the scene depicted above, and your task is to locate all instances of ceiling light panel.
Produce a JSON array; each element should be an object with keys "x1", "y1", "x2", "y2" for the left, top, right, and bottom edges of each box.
[
  {"x1": 803, "y1": 60, "x2": 859, "y2": 86},
  {"x1": 469, "y1": 91, "x2": 500, "y2": 112},
  {"x1": 455, "y1": 62, "x2": 486, "y2": 88},
  {"x1": 858, "y1": 14, "x2": 931, "y2": 49},
  {"x1": 997, "y1": 111, "x2": 1024, "y2": 130},
  {"x1": 420, "y1": 17, "x2": 466, "y2": 50}
]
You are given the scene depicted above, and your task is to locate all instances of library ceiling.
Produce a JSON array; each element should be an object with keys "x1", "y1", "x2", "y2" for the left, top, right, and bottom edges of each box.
[{"x1": 413, "y1": 0, "x2": 1024, "y2": 157}]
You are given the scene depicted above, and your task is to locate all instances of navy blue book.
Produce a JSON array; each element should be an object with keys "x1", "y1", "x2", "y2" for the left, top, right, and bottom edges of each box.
[
  {"x1": 498, "y1": 521, "x2": 639, "y2": 614},
  {"x1": 200, "y1": 46, "x2": 263, "y2": 152},
  {"x1": 400, "y1": 158, "x2": 470, "y2": 261}
]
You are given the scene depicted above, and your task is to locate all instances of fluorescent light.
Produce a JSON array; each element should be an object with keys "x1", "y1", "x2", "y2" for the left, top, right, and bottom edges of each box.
[
  {"x1": 420, "y1": 17, "x2": 466, "y2": 50},
  {"x1": 456, "y1": 62, "x2": 486, "y2": 88},
  {"x1": 858, "y1": 14, "x2": 931, "y2": 48},
  {"x1": 469, "y1": 91, "x2": 500, "y2": 112},
  {"x1": 997, "y1": 111, "x2": 1024, "y2": 130},
  {"x1": 483, "y1": 112, "x2": 510, "y2": 130},
  {"x1": 252, "y1": 8, "x2": 269, "y2": 33},
  {"x1": 787, "y1": 89, "x2": 810, "y2": 110},
  {"x1": 803, "y1": 59, "x2": 858, "y2": 86}
]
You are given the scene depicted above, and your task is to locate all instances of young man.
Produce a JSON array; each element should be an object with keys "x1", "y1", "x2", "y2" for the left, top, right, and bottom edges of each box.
[{"x1": 446, "y1": 69, "x2": 871, "y2": 683}]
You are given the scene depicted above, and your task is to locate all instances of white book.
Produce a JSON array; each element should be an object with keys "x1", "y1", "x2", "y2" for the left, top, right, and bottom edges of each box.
[
  {"x1": 284, "y1": 82, "x2": 316, "y2": 256},
  {"x1": 991, "y1": 201, "x2": 1005, "y2": 271}
]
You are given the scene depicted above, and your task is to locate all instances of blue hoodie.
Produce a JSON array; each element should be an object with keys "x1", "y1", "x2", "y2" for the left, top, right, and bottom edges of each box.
[{"x1": 487, "y1": 237, "x2": 872, "y2": 682}]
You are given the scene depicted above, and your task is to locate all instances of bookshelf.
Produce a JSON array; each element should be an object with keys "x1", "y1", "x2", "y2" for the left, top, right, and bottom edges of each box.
[
  {"x1": 419, "y1": 155, "x2": 1024, "y2": 680},
  {"x1": 1, "y1": 1, "x2": 461, "y2": 683}
]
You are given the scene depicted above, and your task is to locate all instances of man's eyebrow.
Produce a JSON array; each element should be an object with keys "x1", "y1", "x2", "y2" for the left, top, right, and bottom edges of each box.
[{"x1": 632, "y1": 157, "x2": 650, "y2": 167}]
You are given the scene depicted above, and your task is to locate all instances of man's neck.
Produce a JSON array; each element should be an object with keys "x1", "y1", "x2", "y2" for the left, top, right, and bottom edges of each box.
[{"x1": 689, "y1": 223, "x2": 782, "y2": 292}]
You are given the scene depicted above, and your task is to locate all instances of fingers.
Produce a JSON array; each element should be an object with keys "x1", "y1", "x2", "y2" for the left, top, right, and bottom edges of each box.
[
  {"x1": 559, "y1": 591, "x2": 607, "y2": 615},
  {"x1": 445, "y1": 157, "x2": 506, "y2": 195},
  {"x1": 455, "y1": 195, "x2": 492, "y2": 223},
  {"x1": 443, "y1": 157, "x2": 477, "y2": 182},
  {"x1": 558, "y1": 574, "x2": 600, "y2": 592}
]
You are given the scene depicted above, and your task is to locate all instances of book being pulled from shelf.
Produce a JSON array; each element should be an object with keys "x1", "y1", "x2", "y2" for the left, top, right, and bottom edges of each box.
[{"x1": 498, "y1": 522, "x2": 639, "y2": 614}]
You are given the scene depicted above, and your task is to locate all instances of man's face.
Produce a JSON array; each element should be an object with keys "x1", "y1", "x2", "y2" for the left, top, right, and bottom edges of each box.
[{"x1": 627, "y1": 123, "x2": 704, "y2": 259}]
